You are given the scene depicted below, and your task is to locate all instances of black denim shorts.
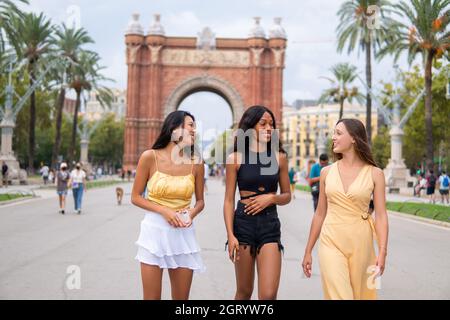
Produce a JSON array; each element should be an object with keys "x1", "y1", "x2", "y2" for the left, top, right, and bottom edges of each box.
[{"x1": 226, "y1": 201, "x2": 284, "y2": 257}]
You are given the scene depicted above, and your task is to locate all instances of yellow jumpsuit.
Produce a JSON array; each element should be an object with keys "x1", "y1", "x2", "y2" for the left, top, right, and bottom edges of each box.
[{"x1": 318, "y1": 161, "x2": 378, "y2": 300}]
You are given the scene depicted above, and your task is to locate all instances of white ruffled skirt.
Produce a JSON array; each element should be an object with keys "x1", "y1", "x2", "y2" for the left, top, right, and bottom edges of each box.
[{"x1": 135, "y1": 211, "x2": 206, "y2": 273}]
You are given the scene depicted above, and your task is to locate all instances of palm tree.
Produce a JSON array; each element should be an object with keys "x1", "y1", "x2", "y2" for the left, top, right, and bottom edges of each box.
[
  {"x1": 319, "y1": 63, "x2": 365, "y2": 119},
  {"x1": 0, "y1": 0, "x2": 28, "y2": 52},
  {"x1": 51, "y1": 24, "x2": 93, "y2": 168},
  {"x1": 378, "y1": 0, "x2": 450, "y2": 170},
  {"x1": 0, "y1": 0, "x2": 28, "y2": 70},
  {"x1": 336, "y1": 0, "x2": 397, "y2": 144},
  {"x1": 10, "y1": 12, "x2": 53, "y2": 172},
  {"x1": 68, "y1": 50, "x2": 114, "y2": 163}
]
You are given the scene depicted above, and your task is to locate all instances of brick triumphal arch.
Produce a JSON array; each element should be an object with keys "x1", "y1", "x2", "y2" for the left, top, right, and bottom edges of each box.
[{"x1": 123, "y1": 14, "x2": 287, "y2": 169}]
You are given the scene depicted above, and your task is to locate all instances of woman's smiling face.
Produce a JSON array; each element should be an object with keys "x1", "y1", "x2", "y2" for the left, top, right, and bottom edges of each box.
[
  {"x1": 332, "y1": 121, "x2": 354, "y2": 153},
  {"x1": 254, "y1": 112, "x2": 274, "y2": 143}
]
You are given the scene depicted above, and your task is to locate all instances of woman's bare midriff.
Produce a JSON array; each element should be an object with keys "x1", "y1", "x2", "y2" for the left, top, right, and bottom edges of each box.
[{"x1": 239, "y1": 191, "x2": 276, "y2": 205}]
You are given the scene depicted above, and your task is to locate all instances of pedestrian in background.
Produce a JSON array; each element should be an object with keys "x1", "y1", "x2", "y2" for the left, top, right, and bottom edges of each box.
[
  {"x1": 309, "y1": 154, "x2": 330, "y2": 212},
  {"x1": 55, "y1": 162, "x2": 70, "y2": 214},
  {"x1": 40, "y1": 163, "x2": 50, "y2": 185},
  {"x1": 68, "y1": 162, "x2": 87, "y2": 214},
  {"x1": 426, "y1": 170, "x2": 437, "y2": 204},
  {"x1": 2, "y1": 161, "x2": 8, "y2": 188},
  {"x1": 438, "y1": 171, "x2": 449, "y2": 205},
  {"x1": 288, "y1": 167, "x2": 297, "y2": 199}
]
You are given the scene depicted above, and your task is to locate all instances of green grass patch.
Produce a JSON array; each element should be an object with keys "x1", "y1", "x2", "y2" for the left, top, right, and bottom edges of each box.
[
  {"x1": 387, "y1": 201, "x2": 450, "y2": 222},
  {"x1": 295, "y1": 184, "x2": 311, "y2": 192},
  {"x1": 0, "y1": 193, "x2": 31, "y2": 202},
  {"x1": 85, "y1": 179, "x2": 129, "y2": 189}
]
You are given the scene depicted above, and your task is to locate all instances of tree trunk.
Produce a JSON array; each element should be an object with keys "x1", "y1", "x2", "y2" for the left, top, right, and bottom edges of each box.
[
  {"x1": 28, "y1": 66, "x2": 36, "y2": 174},
  {"x1": 424, "y1": 52, "x2": 434, "y2": 171},
  {"x1": 365, "y1": 40, "x2": 372, "y2": 145},
  {"x1": 51, "y1": 86, "x2": 66, "y2": 169},
  {"x1": 69, "y1": 89, "x2": 81, "y2": 164},
  {"x1": 339, "y1": 98, "x2": 344, "y2": 120}
]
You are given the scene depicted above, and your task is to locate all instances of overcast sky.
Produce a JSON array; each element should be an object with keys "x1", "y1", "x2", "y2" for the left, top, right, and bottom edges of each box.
[{"x1": 25, "y1": 0, "x2": 414, "y2": 139}]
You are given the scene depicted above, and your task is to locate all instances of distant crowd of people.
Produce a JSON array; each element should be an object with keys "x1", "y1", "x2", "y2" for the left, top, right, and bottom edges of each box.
[{"x1": 414, "y1": 170, "x2": 449, "y2": 204}]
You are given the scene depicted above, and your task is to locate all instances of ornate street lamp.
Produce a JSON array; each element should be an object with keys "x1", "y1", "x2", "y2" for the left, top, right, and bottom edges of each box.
[{"x1": 358, "y1": 64, "x2": 447, "y2": 191}]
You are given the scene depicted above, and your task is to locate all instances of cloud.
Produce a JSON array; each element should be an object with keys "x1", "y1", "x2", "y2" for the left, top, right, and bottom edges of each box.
[
  {"x1": 284, "y1": 89, "x2": 315, "y2": 103},
  {"x1": 101, "y1": 52, "x2": 126, "y2": 88},
  {"x1": 165, "y1": 11, "x2": 202, "y2": 36}
]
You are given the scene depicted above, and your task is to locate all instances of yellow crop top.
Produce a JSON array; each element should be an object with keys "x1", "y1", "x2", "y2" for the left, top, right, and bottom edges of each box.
[{"x1": 146, "y1": 150, "x2": 195, "y2": 210}]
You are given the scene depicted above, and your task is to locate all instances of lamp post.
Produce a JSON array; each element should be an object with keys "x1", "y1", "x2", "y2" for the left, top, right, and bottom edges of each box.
[
  {"x1": 358, "y1": 64, "x2": 448, "y2": 192},
  {"x1": 446, "y1": 66, "x2": 450, "y2": 99},
  {"x1": 77, "y1": 92, "x2": 104, "y2": 176},
  {"x1": 316, "y1": 104, "x2": 328, "y2": 157},
  {"x1": 0, "y1": 57, "x2": 70, "y2": 183}
]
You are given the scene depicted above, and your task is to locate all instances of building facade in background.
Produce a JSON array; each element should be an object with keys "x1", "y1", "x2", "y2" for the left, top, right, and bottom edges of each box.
[
  {"x1": 63, "y1": 89, "x2": 127, "y2": 122},
  {"x1": 282, "y1": 100, "x2": 378, "y2": 170}
]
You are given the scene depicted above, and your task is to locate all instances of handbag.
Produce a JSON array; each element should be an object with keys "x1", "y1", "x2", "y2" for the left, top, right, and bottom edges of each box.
[{"x1": 311, "y1": 181, "x2": 320, "y2": 196}]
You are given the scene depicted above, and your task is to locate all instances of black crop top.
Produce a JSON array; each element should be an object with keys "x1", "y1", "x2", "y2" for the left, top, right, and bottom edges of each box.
[{"x1": 237, "y1": 148, "x2": 279, "y2": 200}]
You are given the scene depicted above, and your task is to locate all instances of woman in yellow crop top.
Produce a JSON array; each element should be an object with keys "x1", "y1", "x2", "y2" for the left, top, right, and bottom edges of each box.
[{"x1": 131, "y1": 110, "x2": 205, "y2": 300}]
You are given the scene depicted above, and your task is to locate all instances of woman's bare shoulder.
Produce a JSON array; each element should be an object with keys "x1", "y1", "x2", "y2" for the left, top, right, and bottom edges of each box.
[
  {"x1": 226, "y1": 152, "x2": 242, "y2": 164},
  {"x1": 371, "y1": 166, "x2": 385, "y2": 181},
  {"x1": 138, "y1": 150, "x2": 157, "y2": 170},
  {"x1": 140, "y1": 149, "x2": 155, "y2": 159},
  {"x1": 321, "y1": 164, "x2": 332, "y2": 176},
  {"x1": 278, "y1": 151, "x2": 288, "y2": 161}
]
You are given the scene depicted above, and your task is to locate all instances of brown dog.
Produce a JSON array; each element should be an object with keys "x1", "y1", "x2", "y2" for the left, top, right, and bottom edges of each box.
[{"x1": 116, "y1": 187, "x2": 124, "y2": 205}]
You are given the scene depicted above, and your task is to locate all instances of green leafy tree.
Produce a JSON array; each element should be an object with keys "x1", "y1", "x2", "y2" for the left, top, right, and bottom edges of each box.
[
  {"x1": 377, "y1": 64, "x2": 449, "y2": 172},
  {"x1": 51, "y1": 24, "x2": 93, "y2": 168},
  {"x1": 89, "y1": 114, "x2": 124, "y2": 169},
  {"x1": 9, "y1": 12, "x2": 54, "y2": 172},
  {"x1": 0, "y1": 0, "x2": 28, "y2": 53},
  {"x1": 377, "y1": 0, "x2": 450, "y2": 169},
  {"x1": 68, "y1": 50, "x2": 113, "y2": 163},
  {"x1": 372, "y1": 126, "x2": 391, "y2": 168}
]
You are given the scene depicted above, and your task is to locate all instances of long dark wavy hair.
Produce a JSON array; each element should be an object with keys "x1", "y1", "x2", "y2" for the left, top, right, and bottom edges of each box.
[
  {"x1": 152, "y1": 110, "x2": 197, "y2": 159},
  {"x1": 332, "y1": 118, "x2": 378, "y2": 167},
  {"x1": 232, "y1": 105, "x2": 286, "y2": 155}
]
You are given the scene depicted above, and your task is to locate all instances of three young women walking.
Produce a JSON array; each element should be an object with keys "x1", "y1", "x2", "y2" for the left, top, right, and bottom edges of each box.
[{"x1": 131, "y1": 108, "x2": 388, "y2": 300}]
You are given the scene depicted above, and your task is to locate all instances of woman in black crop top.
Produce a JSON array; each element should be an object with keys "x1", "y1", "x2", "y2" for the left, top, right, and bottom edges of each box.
[{"x1": 223, "y1": 105, "x2": 291, "y2": 300}]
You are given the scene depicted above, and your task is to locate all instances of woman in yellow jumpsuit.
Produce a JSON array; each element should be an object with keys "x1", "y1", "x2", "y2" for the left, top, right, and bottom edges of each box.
[{"x1": 301, "y1": 119, "x2": 389, "y2": 300}]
